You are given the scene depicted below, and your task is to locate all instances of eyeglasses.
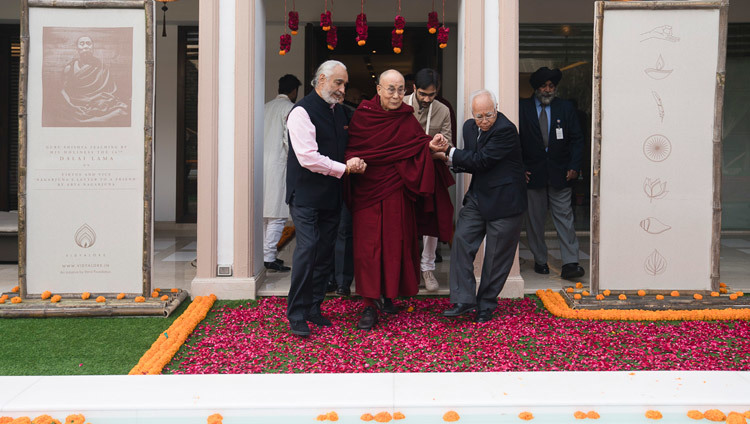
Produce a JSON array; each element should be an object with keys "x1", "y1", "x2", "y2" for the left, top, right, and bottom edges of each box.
[
  {"x1": 473, "y1": 111, "x2": 496, "y2": 122},
  {"x1": 380, "y1": 85, "x2": 405, "y2": 96}
]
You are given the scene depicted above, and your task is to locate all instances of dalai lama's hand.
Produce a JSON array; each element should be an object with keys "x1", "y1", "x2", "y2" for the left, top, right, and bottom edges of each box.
[
  {"x1": 429, "y1": 134, "x2": 450, "y2": 153},
  {"x1": 346, "y1": 157, "x2": 367, "y2": 174}
]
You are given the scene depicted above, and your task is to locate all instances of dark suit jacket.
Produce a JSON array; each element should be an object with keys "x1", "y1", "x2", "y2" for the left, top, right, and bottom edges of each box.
[
  {"x1": 452, "y1": 113, "x2": 527, "y2": 221},
  {"x1": 519, "y1": 96, "x2": 584, "y2": 189}
]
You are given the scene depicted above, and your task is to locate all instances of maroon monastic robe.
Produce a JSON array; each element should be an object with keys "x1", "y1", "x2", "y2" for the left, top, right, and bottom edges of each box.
[{"x1": 345, "y1": 95, "x2": 453, "y2": 300}]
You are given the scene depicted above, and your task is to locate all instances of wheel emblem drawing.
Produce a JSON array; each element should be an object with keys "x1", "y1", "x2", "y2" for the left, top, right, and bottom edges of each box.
[{"x1": 643, "y1": 134, "x2": 672, "y2": 162}]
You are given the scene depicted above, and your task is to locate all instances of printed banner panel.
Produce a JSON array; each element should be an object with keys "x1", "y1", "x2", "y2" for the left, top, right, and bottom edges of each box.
[
  {"x1": 599, "y1": 8, "x2": 719, "y2": 290},
  {"x1": 26, "y1": 7, "x2": 146, "y2": 294}
]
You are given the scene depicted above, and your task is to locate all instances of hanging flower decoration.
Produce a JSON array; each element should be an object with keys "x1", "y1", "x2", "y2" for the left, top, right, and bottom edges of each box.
[
  {"x1": 356, "y1": 0, "x2": 368, "y2": 46},
  {"x1": 279, "y1": 34, "x2": 292, "y2": 55},
  {"x1": 394, "y1": 16, "x2": 405, "y2": 35},
  {"x1": 327, "y1": 26, "x2": 338, "y2": 50},
  {"x1": 392, "y1": 29, "x2": 403, "y2": 54},
  {"x1": 288, "y1": 0, "x2": 299, "y2": 35},
  {"x1": 320, "y1": 8, "x2": 332, "y2": 31},
  {"x1": 438, "y1": 26, "x2": 450, "y2": 49},
  {"x1": 428, "y1": 11, "x2": 439, "y2": 33}
]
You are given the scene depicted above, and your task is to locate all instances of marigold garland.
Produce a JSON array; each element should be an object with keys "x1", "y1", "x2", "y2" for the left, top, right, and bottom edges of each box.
[
  {"x1": 96, "y1": 296, "x2": 106, "y2": 303},
  {"x1": 279, "y1": 34, "x2": 292, "y2": 55},
  {"x1": 374, "y1": 412, "x2": 392, "y2": 423},
  {"x1": 207, "y1": 413, "x2": 223, "y2": 424},
  {"x1": 41, "y1": 291, "x2": 51, "y2": 300},
  {"x1": 704, "y1": 409, "x2": 726, "y2": 421},
  {"x1": 64, "y1": 415, "x2": 85, "y2": 424},
  {"x1": 81, "y1": 292, "x2": 90, "y2": 300},
  {"x1": 394, "y1": 15, "x2": 405, "y2": 34},
  {"x1": 288, "y1": 11, "x2": 299, "y2": 35},
  {"x1": 320, "y1": 10, "x2": 332, "y2": 31},
  {"x1": 171, "y1": 288, "x2": 179, "y2": 293},
  {"x1": 361, "y1": 414, "x2": 374, "y2": 421},
  {"x1": 327, "y1": 26, "x2": 338, "y2": 50},
  {"x1": 135, "y1": 296, "x2": 145, "y2": 303},
  {"x1": 519, "y1": 412, "x2": 534, "y2": 420},
  {"x1": 356, "y1": 12, "x2": 368, "y2": 46},
  {"x1": 727, "y1": 412, "x2": 746, "y2": 424},
  {"x1": 645, "y1": 410, "x2": 663, "y2": 420},
  {"x1": 574, "y1": 411, "x2": 586, "y2": 419},
  {"x1": 442, "y1": 411, "x2": 459, "y2": 422},
  {"x1": 391, "y1": 29, "x2": 403, "y2": 54},
  {"x1": 537, "y1": 289, "x2": 750, "y2": 321},
  {"x1": 393, "y1": 412, "x2": 405, "y2": 420},
  {"x1": 587, "y1": 411, "x2": 600, "y2": 419},
  {"x1": 11, "y1": 296, "x2": 21, "y2": 304},
  {"x1": 427, "y1": 10, "x2": 439, "y2": 33},
  {"x1": 11, "y1": 285, "x2": 19, "y2": 293},
  {"x1": 129, "y1": 294, "x2": 217, "y2": 375},
  {"x1": 151, "y1": 290, "x2": 160, "y2": 298},
  {"x1": 161, "y1": 294, "x2": 169, "y2": 301},
  {"x1": 50, "y1": 295, "x2": 61, "y2": 303},
  {"x1": 32, "y1": 415, "x2": 60, "y2": 424},
  {"x1": 687, "y1": 410, "x2": 704, "y2": 420},
  {"x1": 117, "y1": 293, "x2": 126, "y2": 300}
]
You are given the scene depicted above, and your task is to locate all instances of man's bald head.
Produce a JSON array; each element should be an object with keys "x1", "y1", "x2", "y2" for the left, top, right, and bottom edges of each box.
[{"x1": 376, "y1": 69, "x2": 406, "y2": 111}]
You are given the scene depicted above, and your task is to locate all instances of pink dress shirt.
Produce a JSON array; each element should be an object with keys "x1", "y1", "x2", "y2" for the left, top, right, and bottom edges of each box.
[{"x1": 287, "y1": 105, "x2": 347, "y2": 179}]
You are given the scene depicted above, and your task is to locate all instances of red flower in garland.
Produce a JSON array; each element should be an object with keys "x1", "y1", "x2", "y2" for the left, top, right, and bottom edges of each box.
[
  {"x1": 438, "y1": 26, "x2": 450, "y2": 49},
  {"x1": 428, "y1": 11, "x2": 439, "y2": 34},
  {"x1": 394, "y1": 15, "x2": 405, "y2": 34},
  {"x1": 356, "y1": 13, "x2": 368, "y2": 46},
  {"x1": 288, "y1": 11, "x2": 299, "y2": 35},
  {"x1": 320, "y1": 10, "x2": 332, "y2": 31},
  {"x1": 279, "y1": 33, "x2": 291, "y2": 55},
  {"x1": 327, "y1": 26, "x2": 338, "y2": 50},
  {"x1": 391, "y1": 29, "x2": 403, "y2": 54}
]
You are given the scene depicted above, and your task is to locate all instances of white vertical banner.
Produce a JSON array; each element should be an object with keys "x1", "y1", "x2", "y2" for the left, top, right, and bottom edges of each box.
[{"x1": 217, "y1": 0, "x2": 235, "y2": 268}]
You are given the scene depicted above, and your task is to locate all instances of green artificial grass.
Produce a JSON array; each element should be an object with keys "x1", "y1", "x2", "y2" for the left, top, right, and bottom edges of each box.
[{"x1": 0, "y1": 300, "x2": 191, "y2": 376}]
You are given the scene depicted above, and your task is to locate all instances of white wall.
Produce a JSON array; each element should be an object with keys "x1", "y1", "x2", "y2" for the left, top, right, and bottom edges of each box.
[
  {"x1": 154, "y1": 25, "x2": 178, "y2": 222},
  {"x1": 264, "y1": 23, "x2": 306, "y2": 102}
]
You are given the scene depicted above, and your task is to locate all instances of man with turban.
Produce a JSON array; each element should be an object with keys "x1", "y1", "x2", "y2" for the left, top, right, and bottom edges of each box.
[
  {"x1": 519, "y1": 67, "x2": 585, "y2": 280},
  {"x1": 346, "y1": 69, "x2": 453, "y2": 330}
]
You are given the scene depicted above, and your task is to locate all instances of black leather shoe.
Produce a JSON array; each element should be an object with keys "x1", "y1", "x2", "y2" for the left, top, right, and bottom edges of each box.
[
  {"x1": 306, "y1": 313, "x2": 332, "y2": 327},
  {"x1": 561, "y1": 263, "x2": 585, "y2": 280},
  {"x1": 374, "y1": 298, "x2": 401, "y2": 314},
  {"x1": 274, "y1": 258, "x2": 285, "y2": 266},
  {"x1": 264, "y1": 261, "x2": 290, "y2": 272},
  {"x1": 475, "y1": 309, "x2": 494, "y2": 323},
  {"x1": 534, "y1": 263, "x2": 550, "y2": 274},
  {"x1": 442, "y1": 303, "x2": 477, "y2": 317},
  {"x1": 325, "y1": 280, "x2": 337, "y2": 293},
  {"x1": 336, "y1": 285, "x2": 351, "y2": 297},
  {"x1": 357, "y1": 306, "x2": 378, "y2": 330},
  {"x1": 289, "y1": 320, "x2": 311, "y2": 337}
]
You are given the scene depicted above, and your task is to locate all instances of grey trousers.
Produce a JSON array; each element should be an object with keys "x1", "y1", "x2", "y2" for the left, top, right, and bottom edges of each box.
[
  {"x1": 525, "y1": 186, "x2": 580, "y2": 266},
  {"x1": 448, "y1": 194, "x2": 523, "y2": 312}
]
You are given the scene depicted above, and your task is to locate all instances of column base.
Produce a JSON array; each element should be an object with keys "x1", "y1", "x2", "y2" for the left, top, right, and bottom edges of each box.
[
  {"x1": 498, "y1": 275, "x2": 525, "y2": 299},
  {"x1": 190, "y1": 272, "x2": 265, "y2": 300}
]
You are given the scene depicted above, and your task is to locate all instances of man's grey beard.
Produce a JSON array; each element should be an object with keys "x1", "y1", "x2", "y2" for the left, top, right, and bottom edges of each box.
[
  {"x1": 320, "y1": 89, "x2": 340, "y2": 105},
  {"x1": 535, "y1": 88, "x2": 557, "y2": 106}
]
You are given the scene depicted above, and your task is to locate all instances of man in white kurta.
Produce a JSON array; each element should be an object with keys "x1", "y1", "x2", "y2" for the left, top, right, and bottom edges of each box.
[{"x1": 263, "y1": 74, "x2": 301, "y2": 271}]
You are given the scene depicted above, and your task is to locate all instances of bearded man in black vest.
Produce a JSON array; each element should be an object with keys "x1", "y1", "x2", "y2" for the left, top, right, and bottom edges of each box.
[{"x1": 285, "y1": 60, "x2": 366, "y2": 337}]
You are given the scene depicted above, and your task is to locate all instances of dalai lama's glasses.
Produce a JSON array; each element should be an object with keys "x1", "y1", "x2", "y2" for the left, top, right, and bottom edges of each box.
[
  {"x1": 380, "y1": 85, "x2": 405, "y2": 96},
  {"x1": 473, "y1": 111, "x2": 496, "y2": 122}
]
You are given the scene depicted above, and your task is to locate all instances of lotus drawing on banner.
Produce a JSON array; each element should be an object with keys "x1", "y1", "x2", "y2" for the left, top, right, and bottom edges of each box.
[
  {"x1": 42, "y1": 27, "x2": 133, "y2": 127},
  {"x1": 75, "y1": 223, "x2": 96, "y2": 249}
]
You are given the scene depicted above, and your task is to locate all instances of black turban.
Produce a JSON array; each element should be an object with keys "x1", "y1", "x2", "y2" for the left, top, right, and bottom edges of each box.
[{"x1": 529, "y1": 67, "x2": 562, "y2": 89}]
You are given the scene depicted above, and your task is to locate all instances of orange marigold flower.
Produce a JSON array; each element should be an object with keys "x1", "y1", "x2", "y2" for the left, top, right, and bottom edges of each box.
[
  {"x1": 727, "y1": 412, "x2": 746, "y2": 424},
  {"x1": 656, "y1": 294, "x2": 665, "y2": 300},
  {"x1": 737, "y1": 291, "x2": 745, "y2": 297},
  {"x1": 518, "y1": 412, "x2": 534, "y2": 420},
  {"x1": 595, "y1": 294, "x2": 604, "y2": 300},
  {"x1": 566, "y1": 287, "x2": 574, "y2": 293},
  {"x1": 10, "y1": 418, "x2": 31, "y2": 424},
  {"x1": 393, "y1": 412, "x2": 405, "y2": 420},
  {"x1": 117, "y1": 293, "x2": 126, "y2": 300},
  {"x1": 587, "y1": 411, "x2": 600, "y2": 419},
  {"x1": 744, "y1": 410, "x2": 750, "y2": 418},
  {"x1": 134, "y1": 296, "x2": 145, "y2": 303},
  {"x1": 316, "y1": 415, "x2": 327, "y2": 421},
  {"x1": 687, "y1": 410, "x2": 703, "y2": 420},
  {"x1": 207, "y1": 413, "x2": 223, "y2": 424},
  {"x1": 51, "y1": 295, "x2": 61, "y2": 303},
  {"x1": 575, "y1": 282, "x2": 583, "y2": 289},
  {"x1": 11, "y1": 285, "x2": 19, "y2": 293},
  {"x1": 582, "y1": 291, "x2": 590, "y2": 296},
  {"x1": 407, "y1": 306, "x2": 414, "y2": 312},
  {"x1": 574, "y1": 294, "x2": 582, "y2": 300},
  {"x1": 32, "y1": 415, "x2": 61, "y2": 424},
  {"x1": 637, "y1": 290, "x2": 646, "y2": 296},
  {"x1": 574, "y1": 411, "x2": 587, "y2": 419},
  {"x1": 645, "y1": 410, "x2": 663, "y2": 420},
  {"x1": 0, "y1": 298, "x2": 4, "y2": 304},
  {"x1": 151, "y1": 291, "x2": 159, "y2": 298},
  {"x1": 41, "y1": 291, "x2": 52, "y2": 300},
  {"x1": 730, "y1": 294, "x2": 738, "y2": 300},
  {"x1": 327, "y1": 411, "x2": 339, "y2": 421},
  {"x1": 442, "y1": 411, "x2": 459, "y2": 422},
  {"x1": 670, "y1": 291, "x2": 680, "y2": 297},
  {"x1": 154, "y1": 288, "x2": 161, "y2": 292},
  {"x1": 0, "y1": 418, "x2": 12, "y2": 424},
  {"x1": 375, "y1": 411, "x2": 392, "y2": 422},
  {"x1": 693, "y1": 293, "x2": 703, "y2": 300},
  {"x1": 719, "y1": 282, "x2": 727, "y2": 288},
  {"x1": 704, "y1": 409, "x2": 726, "y2": 422},
  {"x1": 171, "y1": 288, "x2": 179, "y2": 293},
  {"x1": 64, "y1": 415, "x2": 85, "y2": 424},
  {"x1": 0, "y1": 294, "x2": 7, "y2": 300},
  {"x1": 96, "y1": 296, "x2": 106, "y2": 303},
  {"x1": 81, "y1": 292, "x2": 90, "y2": 300},
  {"x1": 618, "y1": 294, "x2": 627, "y2": 300},
  {"x1": 11, "y1": 296, "x2": 22, "y2": 304},
  {"x1": 161, "y1": 295, "x2": 169, "y2": 301},
  {"x1": 361, "y1": 414, "x2": 374, "y2": 422},
  {"x1": 711, "y1": 292, "x2": 720, "y2": 297},
  {"x1": 720, "y1": 288, "x2": 728, "y2": 294},
  {"x1": 603, "y1": 290, "x2": 611, "y2": 296}
]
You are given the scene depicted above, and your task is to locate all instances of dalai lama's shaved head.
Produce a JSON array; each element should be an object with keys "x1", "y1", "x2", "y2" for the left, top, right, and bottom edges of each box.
[{"x1": 376, "y1": 69, "x2": 406, "y2": 111}]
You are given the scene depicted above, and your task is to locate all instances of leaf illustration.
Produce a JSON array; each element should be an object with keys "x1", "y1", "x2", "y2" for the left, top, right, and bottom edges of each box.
[
  {"x1": 644, "y1": 249, "x2": 667, "y2": 276},
  {"x1": 643, "y1": 177, "x2": 669, "y2": 202}
]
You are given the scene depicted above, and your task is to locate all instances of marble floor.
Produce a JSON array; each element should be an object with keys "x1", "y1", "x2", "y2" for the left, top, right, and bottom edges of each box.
[{"x1": 2, "y1": 226, "x2": 750, "y2": 296}]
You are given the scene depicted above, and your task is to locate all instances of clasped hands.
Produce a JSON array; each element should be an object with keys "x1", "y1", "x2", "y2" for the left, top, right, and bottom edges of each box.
[
  {"x1": 346, "y1": 157, "x2": 367, "y2": 174},
  {"x1": 428, "y1": 134, "x2": 450, "y2": 161}
]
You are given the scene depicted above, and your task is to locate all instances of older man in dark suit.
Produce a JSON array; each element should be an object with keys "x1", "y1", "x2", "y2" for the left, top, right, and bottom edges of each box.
[
  {"x1": 432, "y1": 89, "x2": 527, "y2": 323},
  {"x1": 519, "y1": 67, "x2": 585, "y2": 280}
]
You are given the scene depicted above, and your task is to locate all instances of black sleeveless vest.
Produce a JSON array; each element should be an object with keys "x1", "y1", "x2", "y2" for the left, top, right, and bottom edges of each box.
[{"x1": 285, "y1": 90, "x2": 348, "y2": 210}]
